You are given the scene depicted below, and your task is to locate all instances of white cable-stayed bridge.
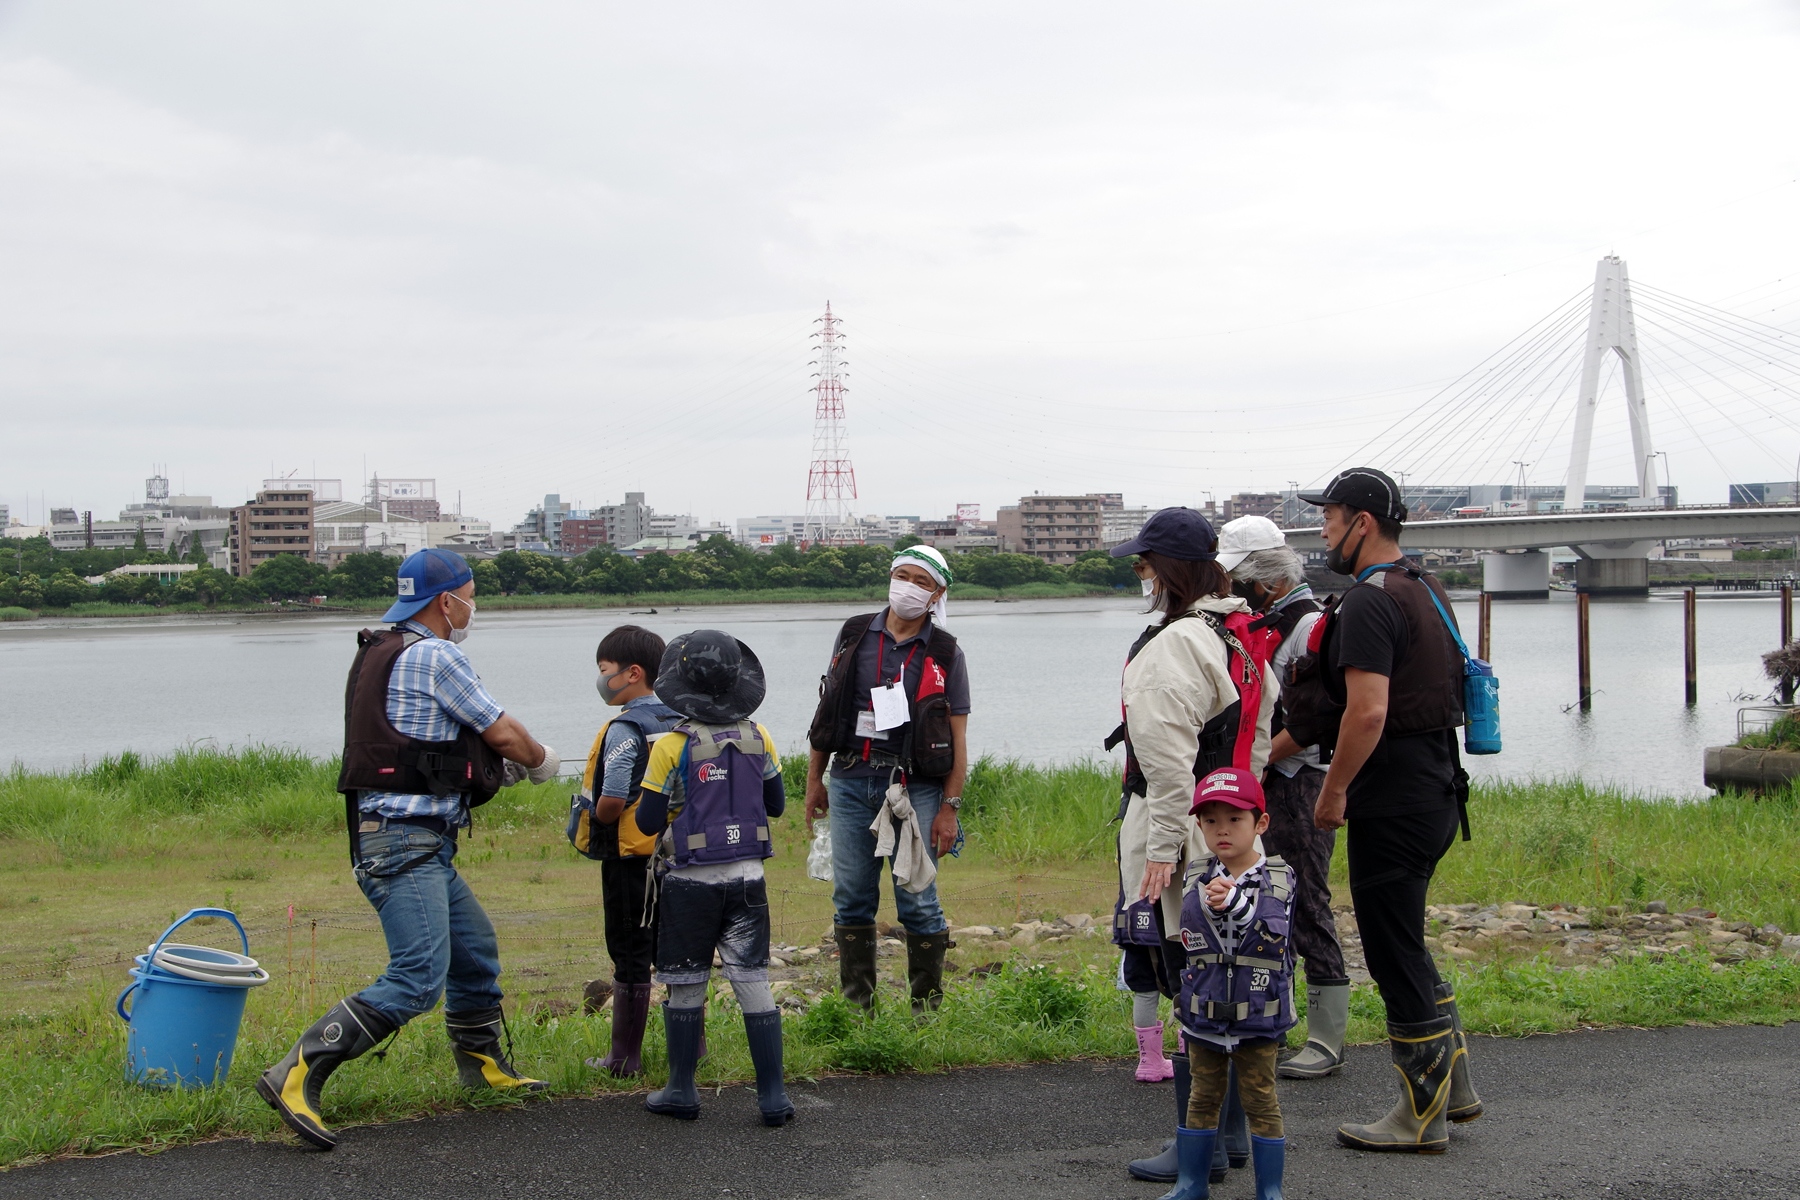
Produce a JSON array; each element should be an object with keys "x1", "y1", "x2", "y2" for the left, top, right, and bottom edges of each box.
[{"x1": 1284, "y1": 257, "x2": 1800, "y2": 596}]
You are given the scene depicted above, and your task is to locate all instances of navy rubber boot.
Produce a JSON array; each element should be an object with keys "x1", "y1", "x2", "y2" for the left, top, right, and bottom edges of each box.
[
  {"x1": 1251, "y1": 1134, "x2": 1285, "y2": 1200},
  {"x1": 743, "y1": 1010, "x2": 795, "y2": 1127},
  {"x1": 1128, "y1": 1050, "x2": 1190, "y2": 1182},
  {"x1": 645, "y1": 1004, "x2": 703, "y2": 1120},
  {"x1": 1154, "y1": 1126, "x2": 1216, "y2": 1200}
]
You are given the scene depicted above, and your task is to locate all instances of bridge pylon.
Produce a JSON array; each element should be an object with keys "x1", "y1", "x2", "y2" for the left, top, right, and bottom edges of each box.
[{"x1": 1565, "y1": 256, "x2": 1658, "y2": 513}]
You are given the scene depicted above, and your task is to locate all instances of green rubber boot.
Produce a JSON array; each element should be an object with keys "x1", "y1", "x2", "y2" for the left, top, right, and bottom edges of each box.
[{"x1": 1335, "y1": 1016, "x2": 1455, "y2": 1154}]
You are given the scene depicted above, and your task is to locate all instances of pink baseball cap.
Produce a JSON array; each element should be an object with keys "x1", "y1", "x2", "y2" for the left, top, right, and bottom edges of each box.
[{"x1": 1190, "y1": 767, "x2": 1266, "y2": 814}]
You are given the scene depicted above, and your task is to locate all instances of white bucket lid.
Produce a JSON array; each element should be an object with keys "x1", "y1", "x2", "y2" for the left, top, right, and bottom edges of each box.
[{"x1": 144, "y1": 943, "x2": 270, "y2": 987}]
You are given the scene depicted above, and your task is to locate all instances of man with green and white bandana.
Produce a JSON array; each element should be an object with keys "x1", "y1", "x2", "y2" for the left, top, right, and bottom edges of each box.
[{"x1": 804, "y1": 545, "x2": 971, "y2": 1013}]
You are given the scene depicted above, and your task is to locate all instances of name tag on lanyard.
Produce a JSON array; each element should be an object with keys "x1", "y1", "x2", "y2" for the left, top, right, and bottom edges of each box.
[{"x1": 870, "y1": 680, "x2": 909, "y2": 731}]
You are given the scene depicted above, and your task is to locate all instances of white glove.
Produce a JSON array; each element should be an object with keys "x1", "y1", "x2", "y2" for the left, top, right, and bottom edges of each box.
[
  {"x1": 526, "y1": 745, "x2": 561, "y2": 785},
  {"x1": 501, "y1": 760, "x2": 531, "y2": 788}
]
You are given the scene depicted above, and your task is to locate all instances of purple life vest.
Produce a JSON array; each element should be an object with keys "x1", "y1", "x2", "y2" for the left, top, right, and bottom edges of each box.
[
  {"x1": 1113, "y1": 890, "x2": 1165, "y2": 947},
  {"x1": 1176, "y1": 857, "x2": 1297, "y2": 1040},
  {"x1": 667, "y1": 720, "x2": 774, "y2": 869}
]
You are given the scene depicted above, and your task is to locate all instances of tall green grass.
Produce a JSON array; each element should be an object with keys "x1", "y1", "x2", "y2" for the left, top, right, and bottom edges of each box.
[{"x1": 6, "y1": 750, "x2": 1800, "y2": 926}]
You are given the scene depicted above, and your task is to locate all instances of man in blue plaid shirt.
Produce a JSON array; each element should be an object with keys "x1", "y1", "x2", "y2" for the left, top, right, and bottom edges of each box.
[{"x1": 259, "y1": 549, "x2": 562, "y2": 1151}]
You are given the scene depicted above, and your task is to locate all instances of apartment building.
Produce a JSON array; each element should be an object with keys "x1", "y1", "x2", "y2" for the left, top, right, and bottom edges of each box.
[
  {"x1": 1007, "y1": 494, "x2": 1105, "y2": 564},
  {"x1": 229, "y1": 486, "x2": 317, "y2": 576}
]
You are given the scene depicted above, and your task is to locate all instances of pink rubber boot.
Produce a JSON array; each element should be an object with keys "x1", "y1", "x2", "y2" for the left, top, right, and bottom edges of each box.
[{"x1": 1134, "y1": 1021, "x2": 1174, "y2": 1082}]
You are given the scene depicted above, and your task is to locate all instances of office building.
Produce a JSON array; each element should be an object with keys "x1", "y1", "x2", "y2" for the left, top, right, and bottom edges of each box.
[{"x1": 367, "y1": 477, "x2": 442, "y2": 523}]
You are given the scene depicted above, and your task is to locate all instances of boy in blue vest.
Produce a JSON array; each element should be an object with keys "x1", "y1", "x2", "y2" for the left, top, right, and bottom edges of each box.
[
  {"x1": 1161, "y1": 766, "x2": 1294, "y2": 1200},
  {"x1": 572, "y1": 624, "x2": 684, "y2": 1076},
  {"x1": 630, "y1": 629, "x2": 794, "y2": 1127}
]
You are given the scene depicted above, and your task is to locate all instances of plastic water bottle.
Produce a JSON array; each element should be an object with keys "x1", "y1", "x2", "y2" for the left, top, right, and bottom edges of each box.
[{"x1": 806, "y1": 819, "x2": 834, "y2": 882}]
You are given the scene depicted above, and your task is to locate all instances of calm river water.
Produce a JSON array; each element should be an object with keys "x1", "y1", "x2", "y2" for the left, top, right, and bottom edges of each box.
[{"x1": 1, "y1": 593, "x2": 1788, "y2": 796}]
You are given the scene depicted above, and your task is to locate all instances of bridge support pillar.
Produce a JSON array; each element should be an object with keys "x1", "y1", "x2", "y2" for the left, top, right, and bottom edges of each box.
[
  {"x1": 1574, "y1": 557, "x2": 1649, "y2": 596},
  {"x1": 1479, "y1": 550, "x2": 1549, "y2": 599}
]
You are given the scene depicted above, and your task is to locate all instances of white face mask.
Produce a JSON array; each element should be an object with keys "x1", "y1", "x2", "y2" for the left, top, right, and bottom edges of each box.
[
  {"x1": 888, "y1": 578, "x2": 936, "y2": 620},
  {"x1": 444, "y1": 592, "x2": 476, "y2": 644},
  {"x1": 1140, "y1": 575, "x2": 1158, "y2": 597}
]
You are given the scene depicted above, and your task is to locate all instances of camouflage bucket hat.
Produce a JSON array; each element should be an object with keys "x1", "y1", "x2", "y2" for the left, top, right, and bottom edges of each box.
[{"x1": 657, "y1": 630, "x2": 767, "y2": 723}]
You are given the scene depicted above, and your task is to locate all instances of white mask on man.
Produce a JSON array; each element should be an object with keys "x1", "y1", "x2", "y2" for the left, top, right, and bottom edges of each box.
[
  {"x1": 888, "y1": 578, "x2": 936, "y2": 620},
  {"x1": 445, "y1": 592, "x2": 476, "y2": 644}
]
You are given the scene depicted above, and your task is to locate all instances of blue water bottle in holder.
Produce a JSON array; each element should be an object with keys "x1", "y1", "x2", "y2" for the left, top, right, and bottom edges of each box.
[{"x1": 1461, "y1": 655, "x2": 1502, "y2": 755}]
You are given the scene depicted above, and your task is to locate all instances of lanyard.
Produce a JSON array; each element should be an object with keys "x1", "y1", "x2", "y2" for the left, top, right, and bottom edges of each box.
[{"x1": 885, "y1": 642, "x2": 920, "y2": 689}]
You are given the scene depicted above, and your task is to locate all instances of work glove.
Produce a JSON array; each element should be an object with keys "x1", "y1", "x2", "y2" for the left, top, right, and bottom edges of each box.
[
  {"x1": 526, "y1": 745, "x2": 562, "y2": 786},
  {"x1": 501, "y1": 760, "x2": 531, "y2": 788}
]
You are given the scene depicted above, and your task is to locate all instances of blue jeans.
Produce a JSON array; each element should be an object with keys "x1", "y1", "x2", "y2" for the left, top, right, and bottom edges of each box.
[
  {"x1": 351, "y1": 824, "x2": 503, "y2": 1024},
  {"x1": 829, "y1": 775, "x2": 947, "y2": 935}
]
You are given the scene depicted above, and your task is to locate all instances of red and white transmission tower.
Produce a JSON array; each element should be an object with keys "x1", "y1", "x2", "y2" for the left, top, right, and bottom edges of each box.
[{"x1": 803, "y1": 302, "x2": 860, "y2": 546}]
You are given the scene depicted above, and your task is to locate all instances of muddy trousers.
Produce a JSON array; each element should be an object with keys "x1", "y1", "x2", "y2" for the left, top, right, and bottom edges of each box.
[
  {"x1": 1186, "y1": 1038, "x2": 1283, "y2": 1139},
  {"x1": 1346, "y1": 804, "x2": 1461, "y2": 1024}
]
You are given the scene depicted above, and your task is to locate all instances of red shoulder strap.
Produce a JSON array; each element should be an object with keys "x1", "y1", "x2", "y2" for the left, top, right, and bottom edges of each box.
[{"x1": 1221, "y1": 611, "x2": 1268, "y2": 770}]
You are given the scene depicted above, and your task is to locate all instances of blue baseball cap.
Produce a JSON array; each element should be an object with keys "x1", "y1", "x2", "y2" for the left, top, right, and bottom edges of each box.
[
  {"x1": 382, "y1": 549, "x2": 475, "y2": 622},
  {"x1": 1109, "y1": 506, "x2": 1218, "y2": 561}
]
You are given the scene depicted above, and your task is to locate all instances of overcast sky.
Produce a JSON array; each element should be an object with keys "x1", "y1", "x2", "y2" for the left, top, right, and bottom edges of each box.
[{"x1": 3, "y1": 1, "x2": 1799, "y2": 530}]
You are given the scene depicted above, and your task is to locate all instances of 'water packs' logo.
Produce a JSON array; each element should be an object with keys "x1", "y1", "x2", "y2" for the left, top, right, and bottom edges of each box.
[
  {"x1": 697, "y1": 763, "x2": 728, "y2": 784},
  {"x1": 397, "y1": 578, "x2": 415, "y2": 596}
]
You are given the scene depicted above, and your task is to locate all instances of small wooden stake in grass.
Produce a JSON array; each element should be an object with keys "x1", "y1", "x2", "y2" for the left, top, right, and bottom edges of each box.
[
  {"x1": 1684, "y1": 588, "x2": 1698, "y2": 706},
  {"x1": 1577, "y1": 592, "x2": 1593, "y2": 712}
]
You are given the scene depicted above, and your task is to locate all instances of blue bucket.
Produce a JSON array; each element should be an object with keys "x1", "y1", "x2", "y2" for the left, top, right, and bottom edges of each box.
[{"x1": 114, "y1": 908, "x2": 266, "y2": 1089}]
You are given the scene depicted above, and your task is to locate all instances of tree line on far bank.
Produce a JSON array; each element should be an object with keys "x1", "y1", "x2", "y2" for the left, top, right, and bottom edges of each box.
[{"x1": 0, "y1": 533, "x2": 1138, "y2": 610}]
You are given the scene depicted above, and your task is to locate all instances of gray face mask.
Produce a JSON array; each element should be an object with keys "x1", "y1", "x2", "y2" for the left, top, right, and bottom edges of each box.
[{"x1": 597, "y1": 667, "x2": 630, "y2": 704}]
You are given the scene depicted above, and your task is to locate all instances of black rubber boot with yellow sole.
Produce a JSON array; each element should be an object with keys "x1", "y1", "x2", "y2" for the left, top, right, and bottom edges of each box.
[
  {"x1": 1434, "y1": 982, "x2": 1483, "y2": 1123},
  {"x1": 444, "y1": 1005, "x2": 548, "y2": 1092},
  {"x1": 835, "y1": 924, "x2": 880, "y2": 1009},
  {"x1": 1335, "y1": 1016, "x2": 1456, "y2": 1154},
  {"x1": 256, "y1": 996, "x2": 394, "y2": 1150}
]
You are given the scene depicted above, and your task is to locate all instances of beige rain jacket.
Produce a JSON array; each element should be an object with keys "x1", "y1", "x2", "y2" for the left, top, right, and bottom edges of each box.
[{"x1": 1117, "y1": 596, "x2": 1277, "y2": 930}]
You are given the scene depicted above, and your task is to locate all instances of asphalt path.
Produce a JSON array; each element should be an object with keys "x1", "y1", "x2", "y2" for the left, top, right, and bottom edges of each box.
[{"x1": 10, "y1": 1023, "x2": 1798, "y2": 1199}]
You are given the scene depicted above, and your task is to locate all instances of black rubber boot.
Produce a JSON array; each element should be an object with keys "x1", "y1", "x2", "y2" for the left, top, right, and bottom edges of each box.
[
  {"x1": 1220, "y1": 1060, "x2": 1250, "y2": 1169},
  {"x1": 743, "y1": 1009, "x2": 795, "y2": 1127},
  {"x1": 1435, "y1": 981, "x2": 1484, "y2": 1123},
  {"x1": 1335, "y1": 1015, "x2": 1456, "y2": 1153},
  {"x1": 835, "y1": 923, "x2": 879, "y2": 1009},
  {"x1": 444, "y1": 1005, "x2": 547, "y2": 1091},
  {"x1": 645, "y1": 1004, "x2": 704, "y2": 1119},
  {"x1": 256, "y1": 995, "x2": 394, "y2": 1150},
  {"x1": 905, "y1": 930, "x2": 951, "y2": 1015},
  {"x1": 1128, "y1": 1048, "x2": 1190, "y2": 1182},
  {"x1": 592, "y1": 981, "x2": 654, "y2": 1076}
]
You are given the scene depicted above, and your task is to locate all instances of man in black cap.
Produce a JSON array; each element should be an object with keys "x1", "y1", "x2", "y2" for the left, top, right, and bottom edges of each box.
[{"x1": 1293, "y1": 469, "x2": 1482, "y2": 1155}]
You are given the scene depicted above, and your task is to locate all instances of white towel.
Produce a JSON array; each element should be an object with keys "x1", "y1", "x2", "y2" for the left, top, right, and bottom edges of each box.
[{"x1": 871, "y1": 776, "x2": 936, "y2": 894}]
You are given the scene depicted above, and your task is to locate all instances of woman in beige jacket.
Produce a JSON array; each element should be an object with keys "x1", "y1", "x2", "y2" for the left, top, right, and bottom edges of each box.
[{"x1": 1111, "y1": 507, "x2": 1276, "y2": 1187}]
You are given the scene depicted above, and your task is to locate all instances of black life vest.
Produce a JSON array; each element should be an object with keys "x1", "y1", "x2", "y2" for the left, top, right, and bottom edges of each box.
[
  {"x1": 1249, "y1": 596, "x2": 1321, "y2": 746},
  {"x1": 337, "y1": 626, "x2": 506, "y2": 814},
  {"x1": 807, "y1": 612, "x2": 959, "y2": 779}
]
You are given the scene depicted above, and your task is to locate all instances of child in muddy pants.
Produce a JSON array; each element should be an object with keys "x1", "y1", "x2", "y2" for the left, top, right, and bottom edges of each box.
[{"x1": 631, "y1": 629, "x2": 794, "y2": 1127}]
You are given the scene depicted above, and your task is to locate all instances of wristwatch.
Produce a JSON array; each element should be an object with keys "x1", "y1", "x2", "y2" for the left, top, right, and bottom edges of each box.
[{"x1": 942, "y1": 795, "x2": 962, "y2": 810}]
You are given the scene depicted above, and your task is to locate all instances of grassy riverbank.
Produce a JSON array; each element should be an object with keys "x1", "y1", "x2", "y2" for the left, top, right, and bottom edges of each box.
[{"x1": 1, "y1": 750, "x2": 1797, "y2": 1166}]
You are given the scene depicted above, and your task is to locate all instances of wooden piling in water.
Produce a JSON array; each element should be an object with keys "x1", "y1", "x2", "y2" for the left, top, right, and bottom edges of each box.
[
  {"x1": 1577, "y1": 592, "x2": 1592, "y2": 712},
  {"x1": 1783, "y1": 585, "x2": 1795, "y2": 706},
  {"x1": 1478, "y1": 593, "x2": 1492, "y2": 661},
  {"x1": 1684, "y1": 588, "x2": 1697, "y2": 706}
]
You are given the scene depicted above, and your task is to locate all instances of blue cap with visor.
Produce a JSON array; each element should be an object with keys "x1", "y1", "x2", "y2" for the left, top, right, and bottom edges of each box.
[{"x1": 382, "y1": 549, "x2": 475, "y2": 622}]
